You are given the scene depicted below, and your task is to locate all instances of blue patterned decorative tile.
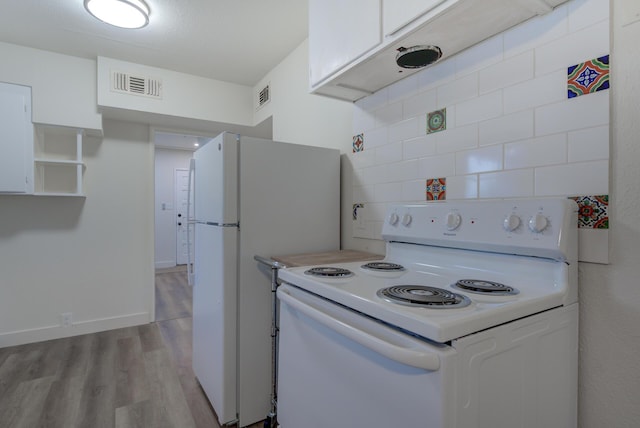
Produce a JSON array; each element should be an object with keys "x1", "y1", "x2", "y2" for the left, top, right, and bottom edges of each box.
[
  {"x1": 426, "y1": 178, "x2": 446, "y2": 201},
  {"x1": 427, "y1": 109, "x2": 446, "y2": 134},
  {"x1": 353, "y1": 134, "x2": 364, "y2": 153},
  {"x1": 568, "y1": 55, "x2": 610, "y2": 98},
  {"x1": 569, "y1": 195, "x2": 609, "y2": 229}
]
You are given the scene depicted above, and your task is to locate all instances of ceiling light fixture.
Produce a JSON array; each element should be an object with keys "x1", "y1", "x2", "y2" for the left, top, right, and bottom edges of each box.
[{"x1": 84, "y1": 0, "x2": 150, "y2": 29}]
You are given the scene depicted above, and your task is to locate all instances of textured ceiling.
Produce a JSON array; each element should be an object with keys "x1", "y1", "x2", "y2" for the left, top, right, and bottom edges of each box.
[{"x1": 0, "y1": 0, "x2": 309, "y2": 87}]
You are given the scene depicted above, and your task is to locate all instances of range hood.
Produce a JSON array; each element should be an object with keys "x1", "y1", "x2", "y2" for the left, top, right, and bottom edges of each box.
[{"x1": 312, "y1": 0, "x2": 570, "y2": 101}]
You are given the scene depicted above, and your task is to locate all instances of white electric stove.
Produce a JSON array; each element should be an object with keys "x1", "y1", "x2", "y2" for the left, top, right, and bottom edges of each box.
[{"x1": 276, "y1": 198, "x2": 579, "y2": 428}]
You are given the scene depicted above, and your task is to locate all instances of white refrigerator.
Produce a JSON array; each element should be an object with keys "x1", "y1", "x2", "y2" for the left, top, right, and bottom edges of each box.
[{"x1": 188, "y1": 132, "x2": 340, "y2": 427}]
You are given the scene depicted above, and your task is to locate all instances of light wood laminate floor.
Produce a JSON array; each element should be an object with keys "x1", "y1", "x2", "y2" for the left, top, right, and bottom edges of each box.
[{"x1": 0, "y1": 267, "x2": 265, "y2": 428}]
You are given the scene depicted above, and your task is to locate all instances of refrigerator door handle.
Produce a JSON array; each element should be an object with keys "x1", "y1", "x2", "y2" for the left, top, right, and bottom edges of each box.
[
  {"x1": 187, "y1": 158, "x2": 196, "y2": 286},
  {"x1": 204, "y1": 222, "x2": 240, "y2": 227}
]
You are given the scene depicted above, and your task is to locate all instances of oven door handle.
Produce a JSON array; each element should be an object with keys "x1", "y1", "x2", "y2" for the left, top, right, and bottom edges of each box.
[{"x1": 278, "y1": 286, "x2": 441, "y2": 371}]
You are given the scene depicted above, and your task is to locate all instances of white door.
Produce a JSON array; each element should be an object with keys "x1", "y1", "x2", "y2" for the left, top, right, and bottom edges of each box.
[{"x1": 175, "y1": 168, "x2": 193, "y2": 265}]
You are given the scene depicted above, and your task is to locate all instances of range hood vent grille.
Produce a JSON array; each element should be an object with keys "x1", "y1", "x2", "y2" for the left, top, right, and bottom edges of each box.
[{"x1": 111, "y1": 71, "x2": 163, "y2": 99}]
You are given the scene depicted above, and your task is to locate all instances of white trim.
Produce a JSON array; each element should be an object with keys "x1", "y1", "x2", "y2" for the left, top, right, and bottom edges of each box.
[{"x1": 0, "y1": 312, "x2": 151, "y2": 348}]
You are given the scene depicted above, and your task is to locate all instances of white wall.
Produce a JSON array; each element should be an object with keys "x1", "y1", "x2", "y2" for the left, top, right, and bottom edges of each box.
[
  {"x1": 97, "y1": 57, "x2": 253, "y2": 127},
  {"x1": 154, "y1": 147, "x2": 193, "y2": 269},
  {"x1": 579, "y1": 0, "x2": 640, "y2": 425},
  {"x1": 0, "y1": 119, "x2": 155, "y2": 347},
  {"x1": 253, "y1": 40, "x2": 353, "y2": 152}
]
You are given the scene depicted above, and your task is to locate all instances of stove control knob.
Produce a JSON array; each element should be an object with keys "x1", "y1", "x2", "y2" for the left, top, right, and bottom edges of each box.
[
  {"x1": 401, "y1": 213, "x2": 412, "y2": 227},
  {"x1": 388, "y1": 213, "x2": 399, "y2": 225},
  {"x1": 446, "y1": 212, "x2": 462, "y2": 231},
  {"x1": 503, "y1": 214, "x2": 521, "y2": 232},
  {"x1": 528, "y1": 213, "x2": 549, "y2": 233}
]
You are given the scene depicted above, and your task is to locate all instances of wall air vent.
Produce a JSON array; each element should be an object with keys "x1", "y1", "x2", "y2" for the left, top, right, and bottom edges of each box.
[
  {"x1": 257, "y1": 84, "x2": 270, "y2": 109},
  {"x1": 111, "y1": 71, "x2": 163, "y2": 99}
]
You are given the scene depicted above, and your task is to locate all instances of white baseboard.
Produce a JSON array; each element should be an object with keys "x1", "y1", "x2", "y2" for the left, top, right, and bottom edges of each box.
[{"x1": 0, "y1": 312, "x2": 151, "y2": 348}]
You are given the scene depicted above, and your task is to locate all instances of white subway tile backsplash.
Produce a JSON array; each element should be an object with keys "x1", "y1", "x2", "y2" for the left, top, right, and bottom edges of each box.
[
  {"x1": 535, "y1": 90, "x2": 609, "y2": 136},
  {"x1": 436, "y1": 123, "x2": 478, "y2": 154},
  {"x1": 361, "y1": 164, "x2": 388, "y2": 185},
  {"x1": 568, "y1": 125, "x2": 609, "y2": 162},
  {"x1": 356, "y1": 87, "x2": 388, "y2": 112},
  {"x1": 372, "y1": 221, "x2": 385, "y2": 240},
  {"x1": 353, "y1": 105, "x2": 376, "y2": 134},
  {"x1": 387, "y1": 159, "x2": 420, "y2": 182},
  {"x1": 568, "y1": 0, "x2": 610, "y2": 33},
  {"x1": 388, "y1": 117, "x2": 420, "y2": 143},
  {"x1": 535, "y1": 160, "x2": 609, "y2": 196},
  {"x1": 479, "y1": 51, "x2": 534, "y2": 94},
  {"x1": 437, "y1": 73, "x2": 478, "y2": 107},
  {"x1": 418, "y1": 59, "x2": 457, "y2": 92},
  {"x1": 375, "y1": 101, "x2": 403, "y2": 127},
  {"x1": 503, "y1": 69, "x2": 566, "y2": 114},
  {"x1": 404, "y1": 135, "x2": 437, "y2": 160},
  {"x1": 479, "y1": 169, "x2": 534, "y2": 198},
  {"x1": 354, "y1": 185, "x2": 376, "y2": 203},
  {"x1": 349, "y1": 149, "x2": 376, "y2": 169},
  {"x1": 352, "y1": 167, "x2": 367, "y2": 187},
  {"x1": 504, "y1": 4, "x2": 569, "y2": 58},
  {"x1": 402, "y1": 179, "x2": 427, "y2": 202},
  {"x1": 369, "y1": 202, "x2": 390, "y2": 222},
  {"x1": 365, "y1": 127, "x2": 389, "y2": 149},
  {"x1": 403, "y1": 88, "x2": 437, "y2": 119},
  {"x1": 352, "y1": 217, "x2": 375, "y2": 239},
  {"x1": 505, "y1": 134, "x2": 567, "y2": 169},
  {"x1": 375, "y1": 182, "x2": 403, "y2": 202},
  {"x1": 535, "y1": 20, "x2": 609, "y2": 76},
  {"x1": 455, "y1": 90, "x2": 503, "y2": 126},
  {"x1": 456, "y1": 145, "x2": 503, "y2": 174},
  {"x1": 350, "y1": 0, "x2": 610, "y2": 260},
  {"x1": 375, "y1": 142, "x2": 404, "y2": 164},
  {"x1": 455, "y1": 34, "x2": 504, "y2": 77},
  {"x1": 479, "y1": 109, "x2": 534, "y2": 146},
  {"x1": 446, "y1": 175, "x2": 478, "y2": 199},
  {"x1": 419, "y1": 153, "x2": 455, "y2": 178},
  {"x1": 387, "y1": 73, "x2": 420, "y2": 104}
]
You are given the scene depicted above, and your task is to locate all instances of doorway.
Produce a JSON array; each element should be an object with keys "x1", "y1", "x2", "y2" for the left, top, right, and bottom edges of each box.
[{"x1": 175, "y1": 168, "x2": 194, "y2": 266}]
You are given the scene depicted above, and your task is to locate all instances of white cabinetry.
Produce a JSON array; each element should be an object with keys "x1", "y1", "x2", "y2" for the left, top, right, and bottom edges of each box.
[
  {"x1": 308, "y1": 0, "x2": 381, "y2": 93},
  {"x1": 0, "y1": 82, "x2": 34, "y2": 194},
  {"x1": 33, "y1": 125, "x2": 85, "y2": 197},
  {"x1": 309, "y1": 0, "x2": 570, "y2": 101},
  {"x1": 383, "y1": 0, "x2": 446, "y2": 37}
]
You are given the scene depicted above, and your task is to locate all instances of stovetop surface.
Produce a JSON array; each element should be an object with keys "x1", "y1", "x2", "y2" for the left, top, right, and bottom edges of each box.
[
  {"x1": 279, "y1": 243, "x2": 573, "y2": 343},
  {"x1": 279, "y1": 199, "x2": 578, "y2": 343}
]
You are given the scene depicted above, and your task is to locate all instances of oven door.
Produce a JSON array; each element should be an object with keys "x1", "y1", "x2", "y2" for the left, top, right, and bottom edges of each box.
[{"x1": 277, "y1": 283, "x2": 457, "y2": 428}]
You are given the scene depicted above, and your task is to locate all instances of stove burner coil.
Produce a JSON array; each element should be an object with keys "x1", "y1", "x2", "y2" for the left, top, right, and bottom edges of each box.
[
  {"x1": 304, "y1": 266, "x2": 354, "y2": 278},
  {"x1": 452, "y1": 279, "x2": 519, "y2": 296},
  {"x1": 377, "y1": 285, "x2": 471, "y2": 309},
  {"x1": 361, "y1": 262, "x2": 405, "y2": 272}
]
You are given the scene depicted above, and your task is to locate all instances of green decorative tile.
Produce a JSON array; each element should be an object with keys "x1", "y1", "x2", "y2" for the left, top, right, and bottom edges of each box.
[{"x1": 427, "y1": 109, "x2": 446, "y2": 134}]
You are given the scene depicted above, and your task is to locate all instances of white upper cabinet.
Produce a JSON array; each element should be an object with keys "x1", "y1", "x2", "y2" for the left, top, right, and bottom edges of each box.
[
  {"x1": 383, "y1": 0, "x2": 446, "y2": 37},
  {"x1": 308, "y1": 0, "x2": 381, "y2": 88},
  {"x1": 0, "y1": 82, "x2": 34, "y2": 194},
  {"x1": 309, "y1": 0, "x2": 571, "y2": 101}
]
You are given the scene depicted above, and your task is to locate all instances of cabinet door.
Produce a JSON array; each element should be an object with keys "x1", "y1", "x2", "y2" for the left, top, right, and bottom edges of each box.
[
  {"x1": 383, "y1": 0, "x2": 447, "y2": 37},
  {"x1": 0, "y1": 82, "x2": 33, "y2": 193},
  {"x1": 309, "y1": 0, "x2": 381, "y2": 87}
]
